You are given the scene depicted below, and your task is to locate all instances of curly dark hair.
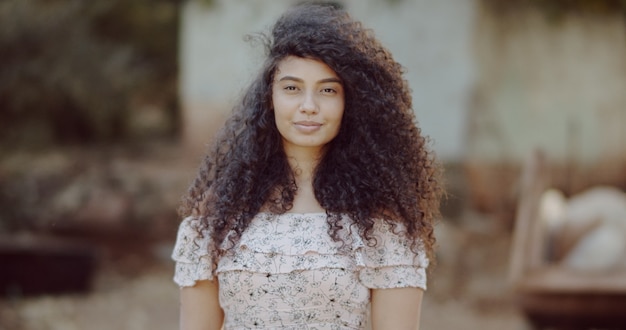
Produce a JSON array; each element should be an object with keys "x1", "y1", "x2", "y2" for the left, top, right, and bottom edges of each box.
[{"x1": 179, "y1": 3, "x2": 444, "y2": 272}]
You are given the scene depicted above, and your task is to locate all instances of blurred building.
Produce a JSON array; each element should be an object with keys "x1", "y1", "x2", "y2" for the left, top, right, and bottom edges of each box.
[
  {"x1": 179, "y1": 0, "x2": 476, "y2": 162},
  {"x1": 179, "y1": 0, "x2": 626, "y2": 215}
]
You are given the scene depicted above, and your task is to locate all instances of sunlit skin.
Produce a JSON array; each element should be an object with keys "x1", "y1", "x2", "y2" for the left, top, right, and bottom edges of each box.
[
  {"x1": 272, "y1": 56, "x2": 345, "y2": 159},
  {"x1": 271, "y1": 56, "x2": 345, "y2": 213}
]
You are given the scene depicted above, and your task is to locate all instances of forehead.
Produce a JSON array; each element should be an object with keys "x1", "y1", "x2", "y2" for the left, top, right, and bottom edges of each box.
[{"x1": 274, "y1": 56, "x2": 340, "y2": 80}]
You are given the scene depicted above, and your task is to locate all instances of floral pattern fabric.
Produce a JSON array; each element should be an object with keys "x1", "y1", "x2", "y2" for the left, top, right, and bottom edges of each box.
[{"x1": 172, "y1": 212, "x2": 428, "y2": 329}]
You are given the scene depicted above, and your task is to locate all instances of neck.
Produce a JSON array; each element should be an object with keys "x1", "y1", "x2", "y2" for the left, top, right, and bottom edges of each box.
[
  {"x1": 283, "y1": 145, "x2": 322, "y2": 183},
  {"x1": 282, "y1": 144, "x2": 326, "y2": 213}
]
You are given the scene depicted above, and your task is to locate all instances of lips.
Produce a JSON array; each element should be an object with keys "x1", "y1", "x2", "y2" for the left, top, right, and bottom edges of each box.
[{"x1": 293, "y1": 120, "x2": 322, "y2": 133}]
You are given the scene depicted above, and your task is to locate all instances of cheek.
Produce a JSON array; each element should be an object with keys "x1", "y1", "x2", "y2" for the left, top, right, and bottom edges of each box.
[
  {"x1": 328, "y1": 106, "x2": 344, "y2": 138},
  {"x1": 272, "y1": 105, "x2": 290, "y2": 134},
  {"x1": 271, "y1": 92, "x2": 294, "y2": 117},
  {"x1": 271, "y1": 95, "x2": 285, "y2": 121},
  {"x1": 273, "y1": 103, "x2": 289, "y2": 124},
  {"x1": 332, "y1": 101, "x2": 345, "y2": 124}
]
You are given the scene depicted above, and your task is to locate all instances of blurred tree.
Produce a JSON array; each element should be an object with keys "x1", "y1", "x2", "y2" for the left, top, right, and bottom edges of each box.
[{"x1": 0, "y1": 0, "x2": 181, "y2": 149}]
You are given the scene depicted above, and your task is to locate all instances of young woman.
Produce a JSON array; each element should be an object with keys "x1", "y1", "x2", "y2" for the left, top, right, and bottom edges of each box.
[{"x1": 172, "y1": 4, "x2": 443, "y2": 329}]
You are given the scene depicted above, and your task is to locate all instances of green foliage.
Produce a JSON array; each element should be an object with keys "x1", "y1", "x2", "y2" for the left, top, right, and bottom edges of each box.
[{"x1": 0, "y1": 0, "x2": 181, "y2": 149}]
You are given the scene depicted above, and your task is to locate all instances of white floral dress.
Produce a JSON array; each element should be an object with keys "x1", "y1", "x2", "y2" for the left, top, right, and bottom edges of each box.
[{"x1": 172, "y1": 212, "x2": 428, "y2": 330}]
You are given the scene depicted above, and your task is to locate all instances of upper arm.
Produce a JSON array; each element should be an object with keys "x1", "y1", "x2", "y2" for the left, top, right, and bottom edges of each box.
[
  {"x1": 179, "y1": 279, "x2": 224, "y2": 330},
  {"x1": 370, "y1": 287, "x2": 424, "y2": 330}
]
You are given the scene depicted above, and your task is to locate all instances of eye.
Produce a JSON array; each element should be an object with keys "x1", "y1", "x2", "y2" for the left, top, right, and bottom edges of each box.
[
  {"x1": 284, "y1": 86, "x2": 298, "y2": 91},
  {"x1": 321, "y1": 88, "x2": 336, "y2": 94}
]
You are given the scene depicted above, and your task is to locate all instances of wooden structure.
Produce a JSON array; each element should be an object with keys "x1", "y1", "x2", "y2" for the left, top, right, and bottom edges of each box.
[{"x1": 509, "y1": 150, "x2": 626, "y2": 329}]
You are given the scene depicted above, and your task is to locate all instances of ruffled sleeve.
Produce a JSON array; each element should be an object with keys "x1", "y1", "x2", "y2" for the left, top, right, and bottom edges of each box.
[
  {"x1": 171, "y1": 216, "x2": 215, "y2": 287},
  {"x1": 355, "y1": 220, "x2": 429, "y2": 290}
]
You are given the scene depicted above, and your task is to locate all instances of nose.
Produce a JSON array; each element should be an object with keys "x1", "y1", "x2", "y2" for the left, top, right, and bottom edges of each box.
[{"x1": 299, "y1": 91, "x2": 318, "y2": 114}]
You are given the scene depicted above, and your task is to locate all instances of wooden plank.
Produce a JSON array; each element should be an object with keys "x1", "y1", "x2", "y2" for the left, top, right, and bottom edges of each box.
[
  {"x1": 517, "y1": 266, "x2": 626, "y2": 293},
  {"x1": 509, "y1": 149, "x2": 549, "y2": 284}
]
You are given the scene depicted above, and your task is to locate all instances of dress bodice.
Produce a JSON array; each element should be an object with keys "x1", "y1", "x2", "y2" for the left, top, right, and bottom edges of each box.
[{"x1": 172, "y1": 212, "x2": 427, "y2": 329}]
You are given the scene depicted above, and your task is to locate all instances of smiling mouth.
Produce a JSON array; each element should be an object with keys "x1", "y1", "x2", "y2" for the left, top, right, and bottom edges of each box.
[
  {"x1": 293, "y1": 121, "x2": 322, "y2": 133},
  {"x1": 294, "y1": 121, "x2": 322, "y2": 127}
]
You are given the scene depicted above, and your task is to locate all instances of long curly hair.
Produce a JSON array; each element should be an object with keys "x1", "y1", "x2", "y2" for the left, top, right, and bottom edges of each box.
[{"x1": 179, "y1": 3, "x2": 444, "y2": 272}]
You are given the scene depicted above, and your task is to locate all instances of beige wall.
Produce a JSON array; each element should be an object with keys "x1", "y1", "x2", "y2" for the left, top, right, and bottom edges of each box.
[
  {"x1": 466, "y1": 3, "x2": 626, "y2": 216},
  {"x1": 179, "y1": 0, "x2": 291, "y2": 157},
  {"x1": 469, "y1": 4, "x2": 626, "y2": 165}
]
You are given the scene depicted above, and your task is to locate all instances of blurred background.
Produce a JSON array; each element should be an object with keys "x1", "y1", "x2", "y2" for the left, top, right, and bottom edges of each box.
[{"x1": 1, "y1": 0, "x2": 625, "y2": 329}]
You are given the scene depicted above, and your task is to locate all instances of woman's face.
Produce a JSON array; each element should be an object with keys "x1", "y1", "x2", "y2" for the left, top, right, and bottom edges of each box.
[{"x1": 272, "y1": 56, "x2": 345, "y2": 156}]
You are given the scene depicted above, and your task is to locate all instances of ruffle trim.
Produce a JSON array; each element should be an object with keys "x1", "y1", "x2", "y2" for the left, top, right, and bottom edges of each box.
[
  {"x1": 217, "y1": 250, "x2": 355, "y2": 274},
  {"x1": 174, "y1": 257, "x2": 214, "y2": 286},
  {"x1": 232, "y1": 212, "x2": 350, "y2": 256},
  {"x1": 225, "y1": 313, "x2": 365, "y2": 330},
  {"x1": 359, "y1": 265, "x2": 427, "y2": 290},
  {"x1": 172, "y1": 213, "x2": 428, "y2": 288},
  {"x1": 171, "y1": 216, "x2": 216, "y2": 286},
  {"x1": 171, "y1": 216, "x2": 211, "y2": 264}
]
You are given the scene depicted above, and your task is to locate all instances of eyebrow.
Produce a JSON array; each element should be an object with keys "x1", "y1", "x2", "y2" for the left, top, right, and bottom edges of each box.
[{"x1": 277, "y1": 76, "x2": 342, "y2": 84}]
